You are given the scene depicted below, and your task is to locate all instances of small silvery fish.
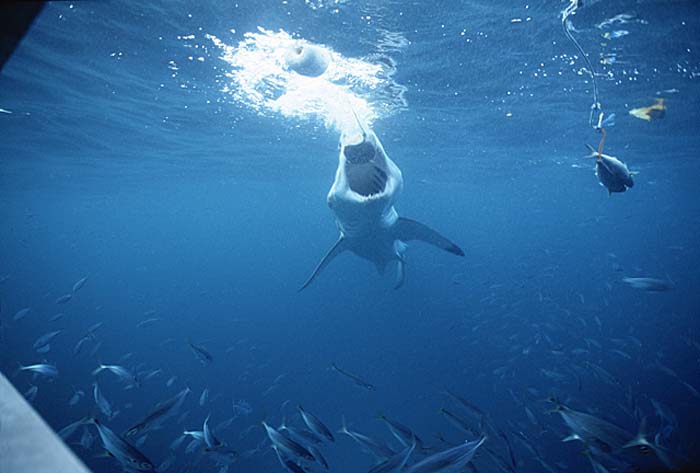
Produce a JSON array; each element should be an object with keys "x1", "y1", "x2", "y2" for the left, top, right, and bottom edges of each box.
[
  {"x1": 36, "y1": 344, "x2": 51, "y2": 354},
  {"x1": 24, "y1": 385, "x2": 39, "y2": 402},
  {"x1": 405, "y1": 437, "x2": 485, "y2": 473},
  {"x1": 136, "y1": 318, "x2": 161, "y2": 328},
  {"x1": 19, "y1": 363, "x2": 58, "y2": 378},
  {"x1": 298, "y1": 405, "x2": 334, "y2": 442},
  {"x1": 13, "y1": 307, "x2": 30, "y2": 321},
  {"x1": 203, "y1": 414, "x2": 224, "y2": 450},
  {"x1": 367, "y1": 440, "x2": 415, "y2": 473},
  {"x1": 58, "y1": 417, "x2": 89, "y2": 440},
  {"x1": 200, "y1": 388, "x2": 209, "y2": 406},
  {"x1": 331, "y1": 363, "x2": 375, "y2": 391},
  {"x1": 73, "y1": 335, "x2": 91, "y2": 357},
  {"x1": 183, "y1": 430, "x2": 205, "y2": 441},
  {"x1": 125, "y1": 387, "x2": 190, "y2": 437},
  {"x1": 272, "y1": 445, "x2": 306, "y2": 473},
  {"x1": 622, "y1": 277, "x2": 673, "y2": 292},
  {"x1": 339, "y1": 417, "x2": 395, "y2": 460},
  {"x1": 72, "y1": 276, "x2": 88, "y2": 293},
  {"x1": 33, "y1": 330, "x2": 63, "y2": 350},
  {"x1": 378, "y1": 415, "x2": 421, "y2": 448},
  {"x1": 92, "y1": 364, "x2": 138, "y2": 385},
  {"x1": 188, "y1": 339, "x2": 213, "y2": 365},
  {"x1": 88, "y1": 417, "x2": 155, "y2": 471},
  {"x1": 93, "y1": 382, "x2": 114, "y2": 419},
  {"x1": 262, "y1": 421, "x2": 315, "y2": 462},
  {"x1": 55, "y1": 293, "x2": 73, "y2": 304},
  {"x1": 69, "y1": 389, "x2": 84, "y2": 406}
]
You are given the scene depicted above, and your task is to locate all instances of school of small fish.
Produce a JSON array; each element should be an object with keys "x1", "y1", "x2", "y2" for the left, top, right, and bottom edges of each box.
[{"x1": 0, "y1": 264, "x2": 696, "y2": 473}]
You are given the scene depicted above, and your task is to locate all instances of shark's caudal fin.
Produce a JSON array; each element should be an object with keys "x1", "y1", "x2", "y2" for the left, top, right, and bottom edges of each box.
[
  {"x1": 393, "y1": 218, "x2": 465, "y2": 257},
  {"x1": 298, "y1": 236, "x2": 347, "y2": 291}
]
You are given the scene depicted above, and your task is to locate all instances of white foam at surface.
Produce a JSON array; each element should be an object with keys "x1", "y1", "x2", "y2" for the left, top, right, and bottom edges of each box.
[{"x1": 208, "y1": 27, "x2": 399, "y2": 135}]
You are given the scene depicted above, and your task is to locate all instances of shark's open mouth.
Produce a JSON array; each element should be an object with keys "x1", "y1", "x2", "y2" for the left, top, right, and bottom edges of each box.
[{"x1": 343, "y1": 141, "x2": 388, "y2": 197}]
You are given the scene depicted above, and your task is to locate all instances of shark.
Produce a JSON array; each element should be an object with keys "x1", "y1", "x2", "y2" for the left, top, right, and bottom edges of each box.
[{"x1": 300, "y1": 114, "x2": 464, "y2": 290}]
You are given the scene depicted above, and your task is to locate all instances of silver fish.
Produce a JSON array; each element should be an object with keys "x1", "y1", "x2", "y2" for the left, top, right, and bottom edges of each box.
[
  {"x1": 551, "y1": 399, "x2": 631, "y2": 452},
  {"x1": 92, "y1": 364, "x2": 138, "y2": 385},
  {"x1": 586, "y1": 145, "x2": 635, "y2": 194},
  {"x1": 339, "y1": 417, "x2": 395, "y2": 460},
  {"x1": 33, "y1": 330, "x2": 63, "y2": 350},
  {"x1": 93, "y1": 382, "x2": 114, "y2": 419},
  {"x1": 368, "y1": 440, "x2": 415, "y2": 473},
  {"x1": 73, "y1": 335, "x2": 91, "y2": 357},
  {"x1": 19, "y1": 363, "x2": 58, "y2": 378},
  {"x1": 622, "y1": 277, "x2": 673, "y2": 292},
  {"x1": 378, "y1": 415, "x2": 422, "y2": 448},
  {"x1": 69, "y1": 389, "x2": 84, "y2": 406},
  {"x1": 13, "y1": 307, "x2": 30, "y2": 321},
  {"x1": 125, "y1": 387, "x2": 190, "y2": 437},
  {"x1": 405, "y1": 437, "x2": 486, "y2": 473},
  {"x1": 24, "y1": 385, "x2": 38, "y2": 402},
  {"x1": 331, "y1": 363, "x2": 375, "y2": 391},
  {"x1": 203, "y1": 414, "x2": 224, "y2": 450},
  {"x1": 72, "y1": 276, "x2": 88, "y2": 293},
  {"x1": 298, "y1": 405, "x2": 334, "y2": 442},
  {"x1": 58, "y1": 417, "x2": 89, "y2": 440},
  {"x1": 263, "y1": 421, "x2": 315, "y2": 462},
  {"x1": 88, "y1": 417, "x2": 154, "y2": 471},
  {"x1": 188, "y1": 339, "x2": 213, "y2": 365},
  {"x1": 55, "y1": 293, "x2": 73, "y2": 304},
  {"x1": 272, "y1": 445, "x2": 307, "y2": 473}
]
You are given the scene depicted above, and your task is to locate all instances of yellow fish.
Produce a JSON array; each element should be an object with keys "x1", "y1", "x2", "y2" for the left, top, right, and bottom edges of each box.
[{"x1": 629, "y1": 98, "x2": 666, "y2": 121}]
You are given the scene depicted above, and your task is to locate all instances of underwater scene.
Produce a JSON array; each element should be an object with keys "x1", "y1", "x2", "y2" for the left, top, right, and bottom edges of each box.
[{"x1": 1, "y1": 0, "x2": 699, "y2": 472}]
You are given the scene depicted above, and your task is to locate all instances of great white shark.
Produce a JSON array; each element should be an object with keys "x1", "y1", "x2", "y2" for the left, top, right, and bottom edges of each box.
[{"x1": 300, "y1": 114, "x2": 464, "y2": 290}]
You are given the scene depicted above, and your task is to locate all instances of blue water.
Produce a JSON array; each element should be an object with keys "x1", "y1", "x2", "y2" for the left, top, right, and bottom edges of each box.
[{"x1": 1, "y1": 1, "x2": 699, "y2": 472}]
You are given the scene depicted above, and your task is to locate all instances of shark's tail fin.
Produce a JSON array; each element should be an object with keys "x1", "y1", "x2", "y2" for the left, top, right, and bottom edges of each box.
[
  {"x1": 393, "y1": 218, "x2": 464, "y2": 257},
  {"x1": 298, "y1": 236, "x2": 347, "y2": 291}
]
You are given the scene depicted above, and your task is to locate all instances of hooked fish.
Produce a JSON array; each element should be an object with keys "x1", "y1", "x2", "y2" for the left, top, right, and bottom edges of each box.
[{"x1": 585, "y1": 144, "x2": 635, "y2": 194}]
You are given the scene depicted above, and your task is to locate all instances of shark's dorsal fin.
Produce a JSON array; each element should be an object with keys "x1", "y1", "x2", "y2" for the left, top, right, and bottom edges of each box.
[
  {"x1": 393, "y1": 218, "x2": 465, "y2": 256},
  {"x1": 298, "y1": 236, "x2": 347, "y2": 291}
]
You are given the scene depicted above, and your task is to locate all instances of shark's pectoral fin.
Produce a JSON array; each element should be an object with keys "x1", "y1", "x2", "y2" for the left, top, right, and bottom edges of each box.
[
  {"x1": 298, "y1": 236, "x2": 347, "y2": 291},
  {"x1": 394, "y1": 218, "x2": 465, "y2": 256},
  {"x1": 393, "y1": 258, "x2": 406, "y2": 290}
]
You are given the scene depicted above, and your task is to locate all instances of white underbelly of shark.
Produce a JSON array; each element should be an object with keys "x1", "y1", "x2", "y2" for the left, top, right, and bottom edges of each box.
[{"x1": 299, "y1": 114, "x2": 464, "y2": 290}]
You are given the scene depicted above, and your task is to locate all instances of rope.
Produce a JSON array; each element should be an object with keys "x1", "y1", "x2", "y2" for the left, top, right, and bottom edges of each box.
[
  {"x1": 561, "y1": 0, "x2": 602, "y2": 129},
  {"x1": 596, "y1": 128, "x2": 606, "y2": 161}
]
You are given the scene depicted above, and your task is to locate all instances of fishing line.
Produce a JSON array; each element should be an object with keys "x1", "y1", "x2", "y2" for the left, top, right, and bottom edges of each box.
[{"x1": 561, "y1": 0, "x2": 604, "y2": 130}]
